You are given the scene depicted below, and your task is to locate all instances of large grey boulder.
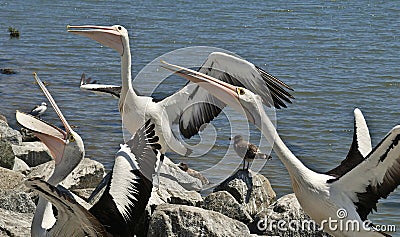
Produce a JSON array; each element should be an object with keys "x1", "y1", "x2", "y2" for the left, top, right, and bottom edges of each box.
[
  {"x1": 27, "y1": 158, "x2": 105, "y2": 190},
  {"x1": 0, "y1": 190, "x2": 36, "y2": 213},
  {"x1": 248, "y1": 193, "x2": 330, "y2": 237},
  {"x1": 214, "y1": 169, "x2": 276, "y2": 217},
  {"x1": 159, "y1": 157, "x2": 202, "y2": 191},
  {"x1": 12, "y1": 142, "x2": 52, "y2": 167},
  {"x1": 202, "y1": 191, "x2": 253, "y2": 224},
  {"x1": 12, "y1": 157, "x2": 31, "y2": 175},
  {"x1": 0, "y1": 167, "x2": 25, "y2": 191},
  {"x1": 0, "y1": 119, "x2": 22, "y2": 145},
  {"x1": 0, "y1": 140, "x2": 15, "y2": 169},
  {"x1": 148, "y1": 204, "x2": 252, "y2": 237},
  {"x1": 131, "y1": 165, "x2": 203, "y2": 237},
  {"x1": 0, "y1": 208, "x2": 33, "y2": 237},
  {"x1": 149, "y1": 175, "x2": 203, "y2": 208}
]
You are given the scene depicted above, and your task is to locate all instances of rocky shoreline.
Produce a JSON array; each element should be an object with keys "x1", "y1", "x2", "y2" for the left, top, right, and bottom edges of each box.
[{"x1": 0, "y1": 114, "x2": 330, "y2": 237}]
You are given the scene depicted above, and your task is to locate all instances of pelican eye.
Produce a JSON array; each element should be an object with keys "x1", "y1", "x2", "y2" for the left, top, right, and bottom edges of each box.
[
  {"x1": 117, "y1": 26, "x2": 122, "y2": 30},
  {"x1": 68, "y1": 135, "x2": 75, "y2": 142},
  {"x1": 237, "y1": 88, "x2": 245, "y2": 95}
]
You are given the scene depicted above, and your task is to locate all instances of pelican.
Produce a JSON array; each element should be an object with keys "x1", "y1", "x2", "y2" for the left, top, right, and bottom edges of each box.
[
  {"x1": 17, "y1": 73, "x2": 86, "y2": 237},
  {"x1": 163, "y1": 61, "x2": 399, "y2": 237},
  {"x1": 67, "y1": 25, "x2": 294, "y2": 158},
  {"x1": 30, "y1": 102, "x2": 47, "y2": 117},
  {"x1": 20, "y1": 73, "x2": 162, "y2": 236}
]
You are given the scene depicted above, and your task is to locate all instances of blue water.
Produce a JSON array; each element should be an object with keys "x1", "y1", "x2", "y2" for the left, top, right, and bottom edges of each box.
[{"x1": 1, "y1": 1, "x2": 399, "y2": 235}]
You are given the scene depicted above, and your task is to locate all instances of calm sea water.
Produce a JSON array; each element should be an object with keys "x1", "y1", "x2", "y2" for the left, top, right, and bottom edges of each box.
[{"x1": 1, "y1": 0, "x2": 399, "y2": 234}]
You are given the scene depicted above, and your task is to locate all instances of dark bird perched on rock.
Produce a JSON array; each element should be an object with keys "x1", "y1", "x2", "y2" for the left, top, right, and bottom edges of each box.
[
  {"x1": 29, "y1": 102, "x2": 47, "y2": 117},
  {"x1": 231, "y1": 135, "x2": 272, "y2": 170},
  {"x1": 178, "y1": 162, "x2": 209, "y2": 185}
]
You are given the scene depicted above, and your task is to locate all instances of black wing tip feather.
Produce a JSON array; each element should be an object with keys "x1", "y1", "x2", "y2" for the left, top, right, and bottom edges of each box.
[
  {"x1": 254, "y1": 65, "x2": 295, "y2": 109},
  {"x1": 255, "y1": 65, "x2": 294, "y2": 91}
]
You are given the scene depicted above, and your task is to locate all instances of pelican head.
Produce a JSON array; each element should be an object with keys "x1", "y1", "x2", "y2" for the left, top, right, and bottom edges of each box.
[
  {"x1": 161, "y1": 61, "x2": 264, "y2": 124},
  {"x1": 67, "y1": 24, "x2": 128, "y2": 56},
  {"x1": 16, "y1": 73, "x2": 84, "y2": 184}
]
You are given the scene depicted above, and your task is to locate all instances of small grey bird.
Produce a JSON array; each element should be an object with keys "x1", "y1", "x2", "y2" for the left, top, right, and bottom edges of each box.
[
  {"x1": 30, "y1": 102, "x2": 47, "y2": 117},
  {"x1": 231, "y1": 135, "x2": 272, "y2": 170}
]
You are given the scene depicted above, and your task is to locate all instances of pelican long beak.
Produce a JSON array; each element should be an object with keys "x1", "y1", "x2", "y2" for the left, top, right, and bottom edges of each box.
[
  {"x1": 16, "y1": 73, "x2": 74, "y2": 165},
  {"x1": 67, "y1": 25, "x2": 124, "y2": 55},
  {"x1": 161, "y1": 60, "x2": 241, "y2": 106},
  {"x1": 161, "y1": 61, "x2": 259, "y2": 123}
]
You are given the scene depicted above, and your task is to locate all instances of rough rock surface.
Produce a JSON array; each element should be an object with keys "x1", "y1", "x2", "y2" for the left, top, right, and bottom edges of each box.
[
  {"x1": 12, "y1": 142, "x2": 52, "y2": 167},
  {"x1": 159, "y1": 157, "x2": 202, "y2": 191},
  {"x1": 0, "y1": 140, "x2": 15, "y2": 169},
  {"x1": 27, "y1": 158, "x2": 105, "y2": 190},
  {"x1": 214, "y1": 169, "x2": 276, "y2": 217},
  {"x1": 202, "y1": 191, "x2": 253, "y2": 224},
  {"x1": 148, "y1": 175, "x2": 203, "y2": 208},
  {"x1": 0, "y1": 167, "x2": 25, "y2": 191},
  {"x1": 12, "y1": 157, "x2": 30, "y2": 175},
  {"x1": 148, "y1": 204, "x2": 252, "y2": 237},
  {"x1": 0, "y1": 208, "x2": 33, "y2": 237},
  {"x1": 248, "y1": 193, "x2": 331, "y2": 237},
  {"x1": 0, "y1": 190, "x2": 35, "y2": 213},
  {"x1": 0, "y1": 120, "x2": 22, "y2": 145}
]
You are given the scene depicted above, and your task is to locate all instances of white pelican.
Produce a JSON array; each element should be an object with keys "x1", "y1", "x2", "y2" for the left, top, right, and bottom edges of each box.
[
  {"x1": 67, "y1": 25, "x2": 294, "y2": 157},
  {"x1": 17, "y1": 73, "x2": 86, "y2": 237},
  {"x1": 30, "y1": 102, "x2": 47, "y2": 117},
  {"x1": 163, "y1": 61, "x2": 399, "y2": 237},
  {"x1": 231, "y1": 134, "x2": 272, "y2": 170},
  {"x1": 20, "y1": 73, "x2": 162, "y2": 236}
]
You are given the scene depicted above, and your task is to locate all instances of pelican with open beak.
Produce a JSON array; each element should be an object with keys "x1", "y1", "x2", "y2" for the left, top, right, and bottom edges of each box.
[{"x1": 17, "y1": 73, "x2": 85, "y2": 236}]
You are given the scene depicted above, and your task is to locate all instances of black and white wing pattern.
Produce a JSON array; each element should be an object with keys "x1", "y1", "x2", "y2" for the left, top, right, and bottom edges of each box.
[
  {"x1": 326, "y1": 108, "x2": 372, "y2": 177},
  {"x1": 80, "y1": 72, "x2": 122, "y2": 98},
  {"x1": 25, "y1": 178, "x2": 109, "y2": 237},
  {"x1": 89, "y1": 120, "x2": 161, "y2": 236},
  {"x1": 160, "y1": 52, "x2": 295, "y2": 139},
  {"x1": 331, "y1": 125, "x2": 400, "y2": 221}
]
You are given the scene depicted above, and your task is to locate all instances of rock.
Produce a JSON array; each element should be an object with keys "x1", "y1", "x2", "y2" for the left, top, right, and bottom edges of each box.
[
  {"x1": 0, "y1": 190, "x2": 36, "y2": 213},
  {"x1": 0, "y1": 208, "x2": 33, "y2": 237},
  {"x1": 0, "y1": 68, "x2": 17, "y2": 74},
  {"x1": 148, "y1": 204, "x2": 252, "y2": 237},
  {"x1": 0, "y1": 167, "x2": 25, "y2": 191},
  {"x1": 26, "y1": 160, "x2": 54, "y2": 180},
  {"x1": 20, "y1": 128, "x2": 40, "y2": 142},
  {"x1": 248, "y1": 193, "x2": 330, "y2": 237},
  {"x1": 63, "y1": 158, "x2": 105, "y2": 189},
  {"x1": 28, "y1": 158, "x2": 105, "y2": 190},
  {"x1": 0, "y1": 140, "x2": 15, "y2": 169},
  {"x1": 160, "y1": 157, "x2": 202, "y2": 191},
  {"x1": 214, "y1": 169, "x2": 276, "y2": 217},
  {"x1": 136, "y1": 175, "x2": 203, "y2": 236},
  {"x1": 178, "y1": 162, "x2": 210, "y2": 185},
  {"x1": 72, "y1": 188, "x2": 96, "y2": 200},
  {"x1": 202, "y1": 191, "x2": 253, "y2": 224},
  {"x1": 0, "y1": 120, "x2": 22, "y2": 145},
  {"x1": 12, "y1": 142, "x2": 52, "y2": 167},
  {"x1": 12, "y1": 157, "x2": 31, "y2": 174},
  {"x1": 149, "y1": 175, "x2": 203, "y2": 207}
]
